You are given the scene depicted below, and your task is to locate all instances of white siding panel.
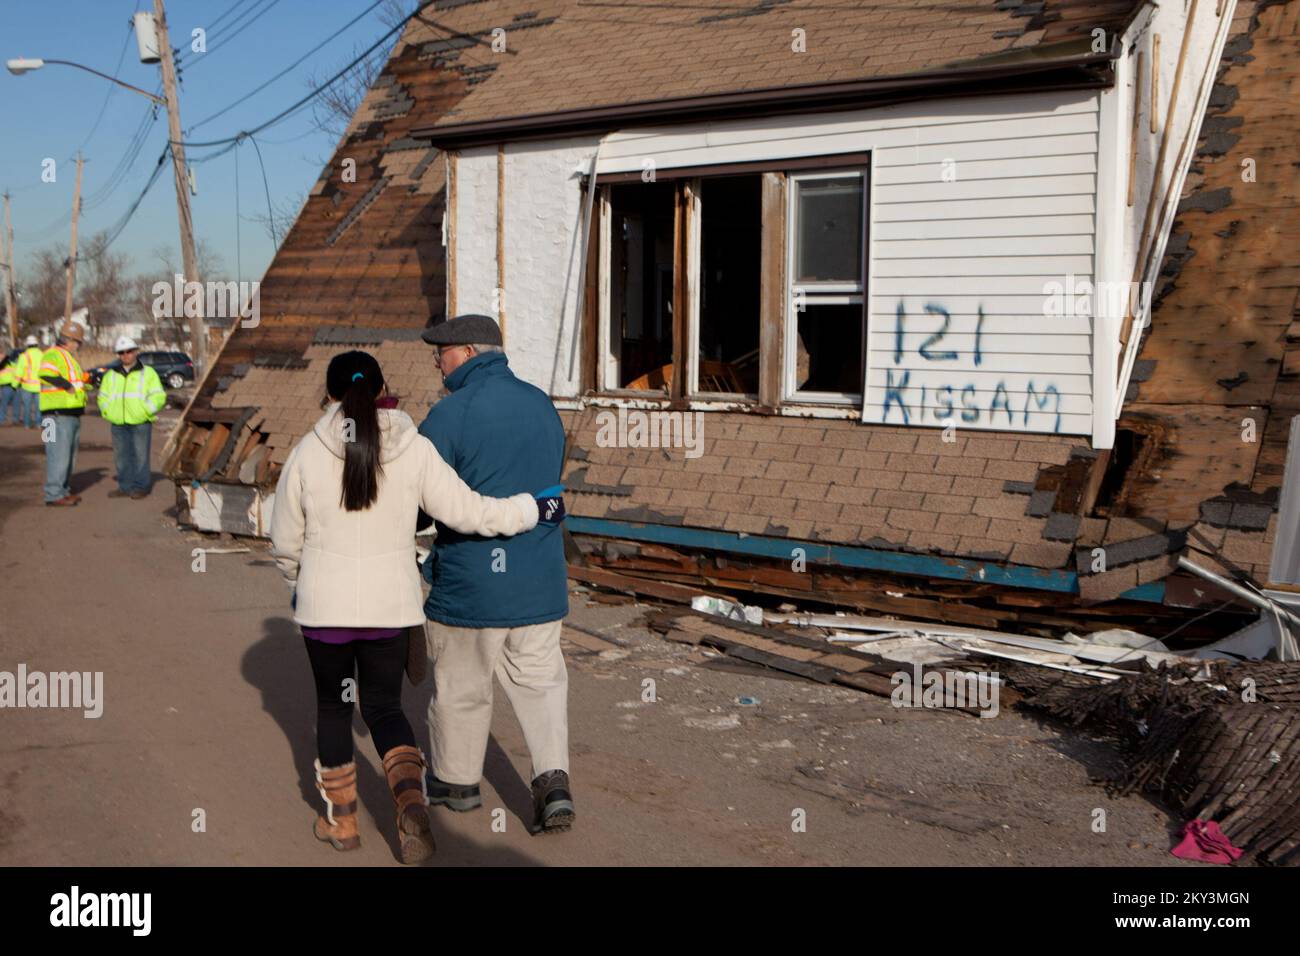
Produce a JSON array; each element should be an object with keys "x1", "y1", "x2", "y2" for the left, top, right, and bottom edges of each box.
[
  {"x1": 870, "y1": 299, "x2": 1090, "y2": 325},
  {"x1": 874, "y1": 133, "x2": 1098, "y2": 167},
  {"x1": 875, "y1": 236, "x2": 1094, "y2": 257},
  {"x1": 497, "y1": 88, "x2": 1103, "y2": 436},
  {"x1": 863, "y1": 92, "x2": 1098, "y2": 436},
  {"x1": 873, "y1": 215, "x2": 1095, "y2": 241},
  {"x1": 873, "y1": 194, "x2": 1095, "y2": 222},
  {"x1": 874, "y1": 276, "x2": 1078, "y2": 296},
  {"x1": 875, "y1": 152, "x2": 1097, "y2": 184},
  {"x1": 872, "y1": 255, "x2": 1092, "y2": 277},
  {"x1": 875, "y1": 174, "x2": 1095, "y2": 204}
]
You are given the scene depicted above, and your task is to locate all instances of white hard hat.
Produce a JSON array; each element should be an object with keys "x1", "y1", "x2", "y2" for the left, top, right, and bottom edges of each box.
[
  {"x1": 24, "y1": 335, "x2": 37, "y2": 346},
  {"x1": 114, "y1": 336, "x2": 139, "y2": 353}
]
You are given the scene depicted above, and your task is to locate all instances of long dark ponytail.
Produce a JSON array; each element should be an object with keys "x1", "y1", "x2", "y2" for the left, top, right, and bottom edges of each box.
[{"x1": 326, "y1": 350, "x2": 385, "y2": 512}]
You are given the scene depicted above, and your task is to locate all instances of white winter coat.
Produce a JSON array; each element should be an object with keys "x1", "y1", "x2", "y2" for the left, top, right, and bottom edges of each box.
[{"x1": 270, "y1": 404, "x2": 538, "y2": 627}]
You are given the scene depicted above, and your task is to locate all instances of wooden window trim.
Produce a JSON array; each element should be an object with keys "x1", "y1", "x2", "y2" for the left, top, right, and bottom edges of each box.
[{"x1": 592, "y1": 152, "x2": 872, "y2": 186}]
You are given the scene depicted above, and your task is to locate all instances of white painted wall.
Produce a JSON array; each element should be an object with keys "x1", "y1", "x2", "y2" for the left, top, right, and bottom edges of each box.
[
  {"x1": 598, "y1": 90, "x2": 1102, "y2": 436},
  {"x1": 452, "y1": 145, "x2": 499, "y2": 319},
  {"x1": 453, "y1": 138, "x2": 601, "y2": 397}
]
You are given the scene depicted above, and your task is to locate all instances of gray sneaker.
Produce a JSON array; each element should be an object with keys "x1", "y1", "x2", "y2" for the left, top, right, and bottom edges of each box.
[
  {"x1": 531, "y1": 769, "x2": 575, "y2": 834},
  {"x1": 425, "y1": 771, "x2": 482, "y2": 811}
]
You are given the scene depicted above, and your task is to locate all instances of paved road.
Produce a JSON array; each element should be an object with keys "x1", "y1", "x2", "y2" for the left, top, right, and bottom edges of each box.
[{"x1": 0, "y1": 414, "x2": 1189, "y2": 865}]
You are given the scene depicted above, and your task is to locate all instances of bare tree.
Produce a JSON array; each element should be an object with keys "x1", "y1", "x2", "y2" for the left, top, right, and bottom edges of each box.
[
  {"x1": 77, "y1": 231, "x2": 134, "y2": 343},
  {"x1": 142, "y1": 241, "x2": 227, "y2": 349},
  {"x1": 242, "y1": 191, "x2": 306, "y2": 249},
  {"x1": 308, "y1": 0, "x2": 416, "y2": 143},
  {"x1": 16, "y1": 244, "x2": 67, "y2": 338}
]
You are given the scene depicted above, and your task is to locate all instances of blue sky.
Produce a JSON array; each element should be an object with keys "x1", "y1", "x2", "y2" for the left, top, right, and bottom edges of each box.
[{"x1": 1, "y1": 0, "x2": 401, "y2": 286}]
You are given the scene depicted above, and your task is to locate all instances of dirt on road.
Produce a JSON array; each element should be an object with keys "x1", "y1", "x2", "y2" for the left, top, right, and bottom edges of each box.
[{"x1": 0, "y1": 414, "x2": 1193, "y2": 866}]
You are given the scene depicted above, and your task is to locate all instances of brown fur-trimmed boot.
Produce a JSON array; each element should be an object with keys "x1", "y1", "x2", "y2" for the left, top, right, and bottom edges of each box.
[
  {"x1": 381, "y1": 745, "x2": 436, "y2": 864},
  {"x1": 313, "y1": 759, "x2": 361, "y2": 851}
]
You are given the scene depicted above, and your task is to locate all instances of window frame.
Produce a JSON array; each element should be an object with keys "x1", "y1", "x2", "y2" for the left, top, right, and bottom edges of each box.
[
  {"x1": 590, "y1": 153, "x2": 872, "y2": 408},
  {"x1": 783, "y1": 167, "x2": 869, "y2": 405}
]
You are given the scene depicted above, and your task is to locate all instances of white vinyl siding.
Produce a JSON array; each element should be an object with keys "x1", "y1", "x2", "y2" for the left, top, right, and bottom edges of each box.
[{"x1": 594, "y1": 89, "x2": 1100, "y2": 435}]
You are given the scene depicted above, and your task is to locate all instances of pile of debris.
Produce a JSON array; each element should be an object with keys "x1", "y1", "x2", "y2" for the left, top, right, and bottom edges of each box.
[{"x1": 1008, "y1": 660, "x2": 1300, "y2": 866}]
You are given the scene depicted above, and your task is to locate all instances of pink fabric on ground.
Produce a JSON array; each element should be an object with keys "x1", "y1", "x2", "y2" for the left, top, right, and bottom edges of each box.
[{"x1": 1171, "y1": 819, "x2": 1243, "y2": 864}]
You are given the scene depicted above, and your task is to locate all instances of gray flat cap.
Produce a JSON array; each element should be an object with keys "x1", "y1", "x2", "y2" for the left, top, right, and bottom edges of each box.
[{"x1": 421, "y1": 313, "x2": 503, "y2": 346}]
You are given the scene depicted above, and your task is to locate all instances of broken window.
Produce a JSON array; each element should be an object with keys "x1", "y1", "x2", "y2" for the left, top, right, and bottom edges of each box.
[
  {"x1": 593, "y1": 158, "x2": 868, "y2": 404},
  {"x1": 788, "y1": 171, "x2": 866, "y2": 398},
  {"x1": 609, "y1": 181, "x2": 677, "y2": 392},
  {"x1": 696, "y1": 176, "x2": 761, "y2": 395}
]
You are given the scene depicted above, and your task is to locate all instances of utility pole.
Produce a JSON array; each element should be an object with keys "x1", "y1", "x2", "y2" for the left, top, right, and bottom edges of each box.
[
  {"x1": 2, "y1": 192, "x2": 17, "y2": 347},
  {"x1": 63, "y1": 153, "x2": 84, "y2": 323},
  {"x1": 153, "y1": 0, "x2": 206, "y2": 377}
]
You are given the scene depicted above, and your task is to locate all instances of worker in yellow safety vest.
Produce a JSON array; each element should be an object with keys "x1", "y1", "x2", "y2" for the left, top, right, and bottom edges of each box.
[
  {"x1": 0, "y1": 351, "x2": 18, "y2": 424},
  {"x1": 97, "y1": 336, "x2": 166, "y2": 499},
  {"x1": 13, "y1": 335, "x2": 45, "y2": 428},
  {"x1": 39, "y1": 321, "x2": 91, "y2": 507}
]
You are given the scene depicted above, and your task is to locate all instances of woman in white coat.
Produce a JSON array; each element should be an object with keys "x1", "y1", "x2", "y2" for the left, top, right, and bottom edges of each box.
[{"x1": 271, "y1": 350, "x2": 540, "y2": 863}]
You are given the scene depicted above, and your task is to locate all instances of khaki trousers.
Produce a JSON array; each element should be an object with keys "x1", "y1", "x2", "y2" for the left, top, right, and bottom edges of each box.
[{"x1": 424, "y1": 619, "x2": 568, "y2": 785}]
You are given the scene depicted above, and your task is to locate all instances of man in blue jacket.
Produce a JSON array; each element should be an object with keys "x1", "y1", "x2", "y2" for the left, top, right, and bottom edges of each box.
[{"x1": 417, "y1": 314, "x2": 574, "y2": 834}]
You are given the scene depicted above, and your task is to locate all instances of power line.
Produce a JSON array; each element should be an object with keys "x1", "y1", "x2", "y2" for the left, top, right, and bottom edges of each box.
[
  {"x1": 188, "y1": 0, "x2": 386, "y2": 132},
  {"x1": 82, "y1": 94, "x2": 162, "y2": 211},
  {"x1": 75, "y1": 146, "x2": 171, "y2": 262},
  {"x1": 247, "y1": 134, "x2": 279, "y2": 248},
  {"x1": 74, "y1": 8, "x2": 139, "y2": 157},
  {"x1": 172, "y1": 7, "x2": 416, "y2": 149},
  {"x1": 179, "y1": 0, "x2": 285, "y2": 70},
  {"x1": 206, "y1": 0, "x2": 259, "y2": 34}
]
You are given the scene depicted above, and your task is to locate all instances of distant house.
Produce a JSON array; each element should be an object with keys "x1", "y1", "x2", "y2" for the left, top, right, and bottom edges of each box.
[{"x1": 169, "y1": 0, "x2": 1300, "y2": 637}]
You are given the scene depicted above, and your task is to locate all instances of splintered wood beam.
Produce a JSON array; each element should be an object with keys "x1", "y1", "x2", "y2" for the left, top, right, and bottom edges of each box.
[{"x1": 1128, "y1": 50, "x2": 1144, "y2": 207}]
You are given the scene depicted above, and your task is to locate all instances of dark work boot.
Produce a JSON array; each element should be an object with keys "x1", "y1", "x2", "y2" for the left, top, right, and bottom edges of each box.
[
  {"x1": 425, "y1": 770, "x2": 482, "y2": 812},
  {"x1": 531, "y1": 770, "x2": 575, "y2": 834}
]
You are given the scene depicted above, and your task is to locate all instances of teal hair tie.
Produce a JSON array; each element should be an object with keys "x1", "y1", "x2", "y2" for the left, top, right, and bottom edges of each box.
[{"x1": 351, "y1": 372, "x2": 364, "y2": 381}]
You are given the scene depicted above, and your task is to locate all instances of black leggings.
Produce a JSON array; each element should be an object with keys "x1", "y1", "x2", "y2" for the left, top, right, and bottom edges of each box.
[{"x1": 303, "y1": 632, "x2": 417, "y2": 767}]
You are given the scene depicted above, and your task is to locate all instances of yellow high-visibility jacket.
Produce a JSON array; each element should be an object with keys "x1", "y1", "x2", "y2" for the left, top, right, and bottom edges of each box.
[
  {"x1": 97, "y1": 362, "x2": 165, "y2": 425},
  {"x1": 16, "y1": 346, "x2": 45, "y2": 392},
  {"x1": 0, "y1": 363, "x2": 17, "y2": 388},
  {"x1": 38, "y1": 346, "x2": 89, "y2": 412}
]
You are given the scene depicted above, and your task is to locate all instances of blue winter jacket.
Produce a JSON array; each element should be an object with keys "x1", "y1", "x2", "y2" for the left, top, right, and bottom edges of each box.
[{"x1": 418, "y1": 351, "x2": 569, "y2": 628}]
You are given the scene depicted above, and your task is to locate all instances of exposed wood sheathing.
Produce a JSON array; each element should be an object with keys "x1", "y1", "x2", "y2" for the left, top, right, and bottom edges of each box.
[{"x1": 1117, "y1": 0, "x2": 1300, "y2": 586}]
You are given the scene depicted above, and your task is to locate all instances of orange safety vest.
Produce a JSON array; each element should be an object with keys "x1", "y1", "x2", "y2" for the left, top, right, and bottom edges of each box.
[
  {"x1": 38, "y1": 346, "x2": 89, "y2": 412},
  {"x1": 17, "y1": 346, "x2": 45, "y2": 391}
]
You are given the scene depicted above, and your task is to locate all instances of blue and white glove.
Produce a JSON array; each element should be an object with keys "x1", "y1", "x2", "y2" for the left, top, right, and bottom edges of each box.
[{"x1": 534, "y1": 484, "x2": 566, "y2": 525}]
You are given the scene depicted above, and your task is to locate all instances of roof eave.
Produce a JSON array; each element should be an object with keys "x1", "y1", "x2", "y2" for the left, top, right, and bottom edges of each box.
[{"x1": 415, "y1": 46, "x2": 1119, "y2": 150}]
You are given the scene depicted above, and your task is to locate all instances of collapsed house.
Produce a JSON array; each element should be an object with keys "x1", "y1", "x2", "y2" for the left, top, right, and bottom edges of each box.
[{"x1": 166, "y1": 0, "x2": 1300, "y2": 645}]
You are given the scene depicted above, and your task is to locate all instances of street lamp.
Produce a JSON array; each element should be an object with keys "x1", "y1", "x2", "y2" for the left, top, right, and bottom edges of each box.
[{"x1": 5, "y1": 57, "x2": 165, "y2": 104}]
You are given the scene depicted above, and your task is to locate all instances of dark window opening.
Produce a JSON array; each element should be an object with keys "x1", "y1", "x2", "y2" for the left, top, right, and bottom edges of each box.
[
  {"x1": 698, "y1": 176, "x2": 761, "y2": 394},
  {"x1": 794, "y1": 303, "x2": 864, "y2": 394},
  {"x1": 610, "y1": 181, "x2": 676, "y2": 391}
]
